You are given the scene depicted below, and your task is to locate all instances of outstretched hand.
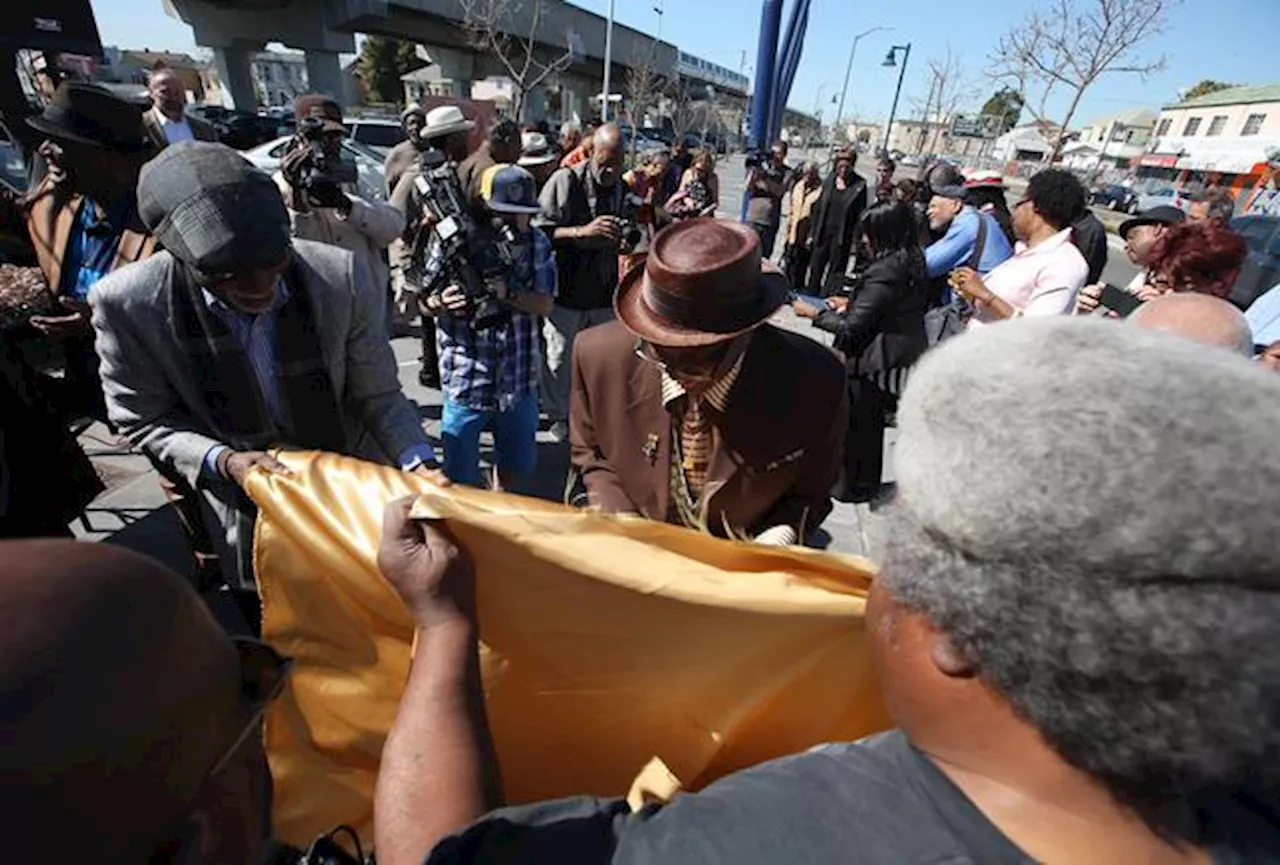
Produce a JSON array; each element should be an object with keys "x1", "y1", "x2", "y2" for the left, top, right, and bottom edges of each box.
[
  {"x1": 30, "y1": 296, "x2": 91, "y2": 338},
  {"x1": 377, "y1": 497, "x2": 476, "y2": 629}
]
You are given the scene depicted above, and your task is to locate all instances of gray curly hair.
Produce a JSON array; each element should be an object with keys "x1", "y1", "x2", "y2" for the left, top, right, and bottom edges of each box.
[{"x1": 880, "y1": 317, "x2": 1280, "y2": 844}]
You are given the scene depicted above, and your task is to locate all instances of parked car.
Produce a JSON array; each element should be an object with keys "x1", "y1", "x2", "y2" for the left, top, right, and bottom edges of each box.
[
  {"x1": 0, "y1": 125, "x2": 25, "y2": 193},
  {"x1": 1227, "y1": 214, "x2": 1280, "y2": 311},
  {"x1": 206, "y1": 110, "x2": 278, "y2": 150},
  {"x1": 1134, "y1": 186, "x2": 1192, "y2": 214},
  {"x1": 242, "y1": 136, "x2": 390, "y2": 202},
  {"x1": 188, "y1": 104, "x2": 230, "y2": 123},
  {"x1": 640, "y1": 126, "x2": 676, "y2": 146},
  {"x1": 343, "y1": 118, "x2": 405, "y2": 156},
  {"x1": 618, "y1": 124, "x2": 664, "y2": 153},
  {"x1": 1089, "y1": 183, "x2": 1139, "y2": 214}
]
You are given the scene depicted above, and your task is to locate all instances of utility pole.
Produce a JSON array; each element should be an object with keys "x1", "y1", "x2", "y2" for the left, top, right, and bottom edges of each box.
[
  {"x1": 881, "y1": 43, "x2": 911, "y2": 155},
  {"x1": 916, "y1": 71, "x2": 938, "y2": 155},
  {"x1": 834, "y1": 26, "x2": 889, "y2": 146},
  {"x1": 602, "y1": 0, "x2": 615, "y2": 121}
]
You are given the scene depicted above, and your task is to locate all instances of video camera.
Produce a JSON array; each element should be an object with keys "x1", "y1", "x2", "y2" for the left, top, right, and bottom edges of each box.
[
  {"x1": 407, "y1": 146, "x2": 514, "y2": 330},
  {"x1": 295, "y1": 116, "x2": 359, "y2": 207}
]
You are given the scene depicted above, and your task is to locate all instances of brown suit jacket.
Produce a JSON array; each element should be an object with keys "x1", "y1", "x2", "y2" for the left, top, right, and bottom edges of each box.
[
  {"x1": 141, "y1": 108, "x2": 219, "y2": 151},
  {"x1": 571, "y1": 320, "x2": 848, "y2": 540}
]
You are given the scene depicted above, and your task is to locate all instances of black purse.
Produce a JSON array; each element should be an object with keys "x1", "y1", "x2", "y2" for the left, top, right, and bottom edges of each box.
[{"x1": 923, "y1": 213, "x2": 987, "y2": 347}]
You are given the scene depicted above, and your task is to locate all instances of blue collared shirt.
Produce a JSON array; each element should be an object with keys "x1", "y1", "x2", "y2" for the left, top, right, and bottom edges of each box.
[
  {"x1": 925, "y1": 206, "x2": 1015, "y2": 281},
  {"x1": 199, "y1": 282, "x2": 436, "y2": 477}
]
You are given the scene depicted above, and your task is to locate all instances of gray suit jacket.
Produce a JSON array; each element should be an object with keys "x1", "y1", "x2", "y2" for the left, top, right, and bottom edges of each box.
[{"x1": 91, "y1": 239, "x2": 430, "y2": 585}]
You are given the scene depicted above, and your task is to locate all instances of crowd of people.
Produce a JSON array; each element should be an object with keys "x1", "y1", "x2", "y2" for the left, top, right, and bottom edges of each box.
[{"x1": 1, "y1": 65, "x2": 1280, "y2": 863}]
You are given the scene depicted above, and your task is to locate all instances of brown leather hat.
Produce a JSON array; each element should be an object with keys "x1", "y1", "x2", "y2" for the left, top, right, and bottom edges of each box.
[{"x1": 614, "y1": 218, "x2": 790, "y2": 347}]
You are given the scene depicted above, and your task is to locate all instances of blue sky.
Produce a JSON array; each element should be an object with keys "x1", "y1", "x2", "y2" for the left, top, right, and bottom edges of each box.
[{"x1": 89, "y1": 0, "x2": 1279, "y2": 126}]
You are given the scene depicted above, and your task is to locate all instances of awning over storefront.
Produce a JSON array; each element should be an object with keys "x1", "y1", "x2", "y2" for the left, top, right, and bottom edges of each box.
[{"x1": 1142, "y1": 135, "x2": 1280, "y2": 176}]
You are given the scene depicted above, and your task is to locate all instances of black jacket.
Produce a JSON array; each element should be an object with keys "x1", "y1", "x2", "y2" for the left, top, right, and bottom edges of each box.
[
  {"x1": 1071, "y1": 211, "x2": 1108, "y2": 285},
  {"x1": 813, "y1": 249, "x2": 928, "y2": 376},
  {"x1": 810, "y1": 173, "x2": 868, "y2": 259}
]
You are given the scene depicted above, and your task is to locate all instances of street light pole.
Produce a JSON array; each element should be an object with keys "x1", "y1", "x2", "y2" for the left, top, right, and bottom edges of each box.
[
  {"x1": 834, "y1": 25, "x2": 889, "y2": 144},
  {"x1": 811, "y1": 81, "x2": 833, "y2": 139},
  {"x1": 602, "y1": 0, "x2": 616, "y2": 122},
  {"x1": 881, "y1": 43, "x2": 911, "y2": 155}
]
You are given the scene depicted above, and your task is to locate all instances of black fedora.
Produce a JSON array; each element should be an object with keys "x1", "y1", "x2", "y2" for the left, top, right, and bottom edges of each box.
[{"x1": 27, "y1": 82, "x2": 149, "y2": 153}]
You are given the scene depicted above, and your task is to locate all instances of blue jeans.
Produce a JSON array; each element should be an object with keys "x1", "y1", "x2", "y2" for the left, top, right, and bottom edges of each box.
[{"x1": 441, "y1": 392, "x2": 540, "y2": 487}]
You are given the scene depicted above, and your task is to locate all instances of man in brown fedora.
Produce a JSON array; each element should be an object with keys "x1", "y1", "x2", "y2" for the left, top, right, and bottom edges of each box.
[{"x1": 570, "y1": 218, "x2": 847, "y2": 544}]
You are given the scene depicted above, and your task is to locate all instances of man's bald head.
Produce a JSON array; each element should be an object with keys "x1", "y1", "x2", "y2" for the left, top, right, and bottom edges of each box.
[
  {"x1": 594, "y1": 122, "x2": 622, "y2": 150},
  {"x1": 1130, "y1": 293, "x2": 1254, "y2": 357},
  {"x1": 0, "y1": 541, "x2": 247, "y2": 861},
  {"x1": 591, "y1": 122, "x2": 624, "y2": 187}
]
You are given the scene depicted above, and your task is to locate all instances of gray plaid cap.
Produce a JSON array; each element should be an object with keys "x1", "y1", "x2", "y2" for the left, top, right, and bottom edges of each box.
[{"x1": 138, "y1": 141, "x2": 291, "y2": 274}]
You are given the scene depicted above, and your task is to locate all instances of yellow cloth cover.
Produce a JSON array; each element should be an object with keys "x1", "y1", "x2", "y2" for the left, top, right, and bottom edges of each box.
[{"x1": 247, "y1": 451, "x2": 891, "y2": 849}]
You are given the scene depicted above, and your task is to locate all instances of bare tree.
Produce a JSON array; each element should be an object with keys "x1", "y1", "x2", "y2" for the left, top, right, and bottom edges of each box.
[
  {"x1": 670, "y1": 77, "x2": 710, "y2": 140},
  {"x1": 907, "y1": 48, "x2": 971, "y2": 155},
  {"x1": 623, "y1": 45, "x2": 665, "y2": 159},
  {"x1": 459, "y1": 0, "x2": 575, "y2": 120},
  {"x1": 988, "y1": 0, "x2": 1173, "y2": 160}
]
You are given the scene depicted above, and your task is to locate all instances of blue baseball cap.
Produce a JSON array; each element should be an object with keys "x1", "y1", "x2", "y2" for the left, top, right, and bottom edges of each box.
[{"x1": 480, "y1": 164, "x2": 543, "y2": 214}]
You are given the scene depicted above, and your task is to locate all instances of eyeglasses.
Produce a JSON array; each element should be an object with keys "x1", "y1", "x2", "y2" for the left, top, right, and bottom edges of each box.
[{"x1": 207, "y1": 637, "x2": 294, "y2": 779}]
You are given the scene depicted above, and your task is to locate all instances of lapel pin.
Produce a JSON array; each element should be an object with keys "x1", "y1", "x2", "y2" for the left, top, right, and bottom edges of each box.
[{"x1": 643, "y1": 433, "x2": 660, "y2": 465}]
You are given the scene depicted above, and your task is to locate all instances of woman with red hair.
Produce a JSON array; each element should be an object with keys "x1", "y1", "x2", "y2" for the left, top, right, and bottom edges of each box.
[{"x1": 1144, "y1": 221, "x2": 1247, "y2": 299}]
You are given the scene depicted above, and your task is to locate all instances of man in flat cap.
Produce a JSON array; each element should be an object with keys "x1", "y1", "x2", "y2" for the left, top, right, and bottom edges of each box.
[{"x1": 91, "y1": 141, "x2": 438, "y2": 598}]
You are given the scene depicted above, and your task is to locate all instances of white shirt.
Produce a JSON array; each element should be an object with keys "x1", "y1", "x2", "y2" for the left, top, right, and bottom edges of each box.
[
  {"x1": 153, "y1": 106, "x2": 194, "y2": 145},
  {"x1": 971, "y1": 228, "x2": 1089, "y2": 326}
]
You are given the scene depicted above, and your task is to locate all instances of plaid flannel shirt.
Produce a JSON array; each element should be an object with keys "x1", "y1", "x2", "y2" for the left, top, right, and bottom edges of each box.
[{"x1": 424, "y1": 225, "x2": 557, "y2": 412}]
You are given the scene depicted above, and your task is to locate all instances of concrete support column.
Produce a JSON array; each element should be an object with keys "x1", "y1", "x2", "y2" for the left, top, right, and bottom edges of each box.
[
  {"x1": 213, "y1": 45, "x2": 257, "y2": 110},
  {"x1": 304, "y1": 50, "x2": 345, "y2": 105},
  {"x1": 427, "y1": 47, "x2": 475, "y2": 100}
]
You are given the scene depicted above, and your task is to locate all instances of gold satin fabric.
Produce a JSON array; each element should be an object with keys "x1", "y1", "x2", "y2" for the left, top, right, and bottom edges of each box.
[{"x1": 246, "y1": 451, "x2": 891, "y2": 849}]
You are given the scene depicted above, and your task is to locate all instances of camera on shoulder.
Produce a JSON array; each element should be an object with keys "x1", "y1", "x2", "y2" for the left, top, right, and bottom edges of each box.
[
  {"x1": 407, "y1": 147, "x2": 516, "y2": 330},
  {"x1": 293, "y1": 116, "x2": 359, "y2": 207}
]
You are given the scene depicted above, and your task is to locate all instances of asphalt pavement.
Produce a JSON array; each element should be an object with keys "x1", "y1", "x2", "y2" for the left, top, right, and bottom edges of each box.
[{"x1": 72, "y1": 154, "x2": 1140, "y2": 575}]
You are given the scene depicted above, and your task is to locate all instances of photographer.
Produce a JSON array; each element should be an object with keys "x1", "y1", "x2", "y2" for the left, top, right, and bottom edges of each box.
[
  {"x1": 276, "y1": 96, "x2": 405, "y2": 320},
  {"x1": 419, "y1": 165, "x2": 555, "y2": 488},
  {"x1": 535, "y1": 123, "x2": 631, "y2": 443},
  {"x1": 389, "y1": 106, "x2": 478, "y2": 389},
  {"x1": 745, "y1": 140, "x2": 790, "y2": 258}
]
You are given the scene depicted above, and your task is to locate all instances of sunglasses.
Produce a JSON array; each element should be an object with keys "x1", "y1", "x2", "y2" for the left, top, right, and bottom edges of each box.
[{"x1": 207, "y1": 637, "x2": 294, "y2": 779}]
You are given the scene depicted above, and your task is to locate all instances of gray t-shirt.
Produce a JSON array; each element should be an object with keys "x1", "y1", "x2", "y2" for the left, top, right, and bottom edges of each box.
[{"x1": 425, "y1": 730, "x2": 1280, "y2": 864}]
